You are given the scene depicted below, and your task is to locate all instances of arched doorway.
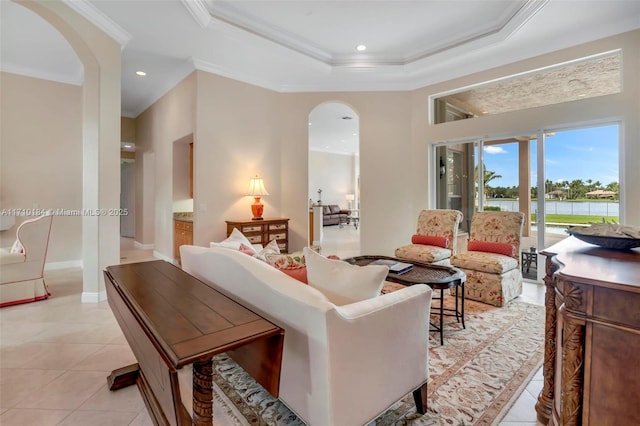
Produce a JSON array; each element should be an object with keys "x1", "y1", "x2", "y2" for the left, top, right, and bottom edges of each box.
[
  {"x1": 12, "y1": 0, "x2": 121, "y2": 302},
  {"x1": 308, "y1": 102, "x2": 360, "y2": 255}
]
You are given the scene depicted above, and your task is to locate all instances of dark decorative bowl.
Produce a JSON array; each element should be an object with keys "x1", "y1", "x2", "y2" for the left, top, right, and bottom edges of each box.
[{"x1": 567, "y1": 227, "x2": 640, "y2": 250}]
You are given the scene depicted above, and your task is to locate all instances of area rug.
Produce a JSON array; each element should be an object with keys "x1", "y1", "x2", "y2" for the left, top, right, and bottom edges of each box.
[{"x1": 209, "y1": 296, "x2": 545, "y2": 426}]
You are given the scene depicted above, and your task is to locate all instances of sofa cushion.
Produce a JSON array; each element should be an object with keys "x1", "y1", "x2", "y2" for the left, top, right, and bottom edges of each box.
[
  {"x1": 411, "y1": 234, "x2": 450, "y2": 248},
  {"x1": 395, "y1": 244, "x2": 451, "y2": 263},
  {"x1": 330, "y1": 205, "x2": 341, "y2": 214},
  {"x1": 451, "y1": 251, "x2": 518, "y2": 274},
  {"x1": 303, "y1": 247, "x2": 387, "y2": 305}
]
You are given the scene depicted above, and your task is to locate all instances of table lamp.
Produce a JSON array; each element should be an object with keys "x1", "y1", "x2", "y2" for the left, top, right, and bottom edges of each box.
[
  {"x1": 247, "y1": 176, "x2": 269, "y2": 220},
  {"x1": 346, "y1": 193, "x2": 355, "y2": 210}
]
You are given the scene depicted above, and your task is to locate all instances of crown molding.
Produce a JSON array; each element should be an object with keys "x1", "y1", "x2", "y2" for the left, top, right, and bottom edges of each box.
[
  {"x1": 203, "y1": 0, "x2": 550, "y2": 69},
  {"x1": 192, "y1": 58, "x2": 284, "y2": 92},
  {"x1": 179, "y1": 0, "x2": 211, "y2": 28},
  {"x1": 0, "y1": 63, "x2": 83, "y2": 86},
  {"x1": 62, "y1": 0, "x2": 131, "y2": 47}
]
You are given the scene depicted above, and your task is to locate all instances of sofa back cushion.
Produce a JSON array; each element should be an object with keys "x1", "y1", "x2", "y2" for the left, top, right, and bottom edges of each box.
[
  {"x1": 323, "y1": 206, "x2": 332, "y2": 215},
  {"x1": 303, "y1": 247, "x2": 387, "y2": 306},
  {"x1": 330, "y1": 205, "x2": 342, "y2": 214}
]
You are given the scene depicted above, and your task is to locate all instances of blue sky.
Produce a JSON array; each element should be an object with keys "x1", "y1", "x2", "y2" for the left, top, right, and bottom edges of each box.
[{"x1": 482, "y1": 124, "x2": 619, "y2": 188}]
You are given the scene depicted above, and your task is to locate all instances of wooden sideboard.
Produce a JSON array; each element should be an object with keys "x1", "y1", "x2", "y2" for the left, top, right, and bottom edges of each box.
[
  {"x1": 105, "y1": 261, "x2": 284, "y2": 425},
  {"x1": 535, "y1": 236, "x2": 640, "y2": 426},
  {"x1": 226, "y1": 218, "x2": 289, "y2": 252},
  {"x1": 173, "y1": 219, "x2": 193, "y2": 263}
]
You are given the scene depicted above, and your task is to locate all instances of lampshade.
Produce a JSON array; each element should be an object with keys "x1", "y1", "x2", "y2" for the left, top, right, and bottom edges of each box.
[
  {"x1": 247, "y1": 176, "x2": 269, "y2": 196},
  {"x1": 247, "y1": 176, "x2": 269, "y2": 220},
  {"x1": 345, "y1": 194, "x2": 355, "y2": 201}
]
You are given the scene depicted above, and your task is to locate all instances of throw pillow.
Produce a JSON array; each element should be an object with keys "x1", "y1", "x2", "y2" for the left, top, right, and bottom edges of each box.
[
  {"x1": 10, "y1": 239, "x2": 25, "y2": 255},
  {"x1": 303, "y1": 247, "x2": 387, "y2": 306},
  {"x1": 411, "y1": 234, "x2": 450, "y2": 248},
  {"x1": 281, "y1": 267, "x2": 308, "y2": 284},
  {"x1": 467, "y1": 240, "x2": 516, "y2": 257},
  {"x1": 238, "y1": 243, "x2": 257, "y2": 256},
  {"x1": 210, "y1": 228, "x2": 254, "y2": 250},
  {"x1": 265, "y1": 252, "x2": 305, "y2": 270},
  {"x1": 253, "y1": 238, "x2": 281, "y2": 261}
]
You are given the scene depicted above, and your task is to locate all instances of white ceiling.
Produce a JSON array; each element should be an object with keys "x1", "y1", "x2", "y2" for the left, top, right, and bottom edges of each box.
[{"x1": 2, "y1": 0, "x2": 640, "y2": 154}]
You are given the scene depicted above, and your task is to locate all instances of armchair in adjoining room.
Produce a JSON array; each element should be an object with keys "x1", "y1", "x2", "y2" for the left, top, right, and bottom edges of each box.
[
  {"x1": 395, "y1": 209, "x2": 463, "y2": 265},
  {"x1": 0, "y1": 213, "x2": 53, "y2": 307},
  {"x1": 450, "y1": 211, "x2": 525, "y2": 307}
]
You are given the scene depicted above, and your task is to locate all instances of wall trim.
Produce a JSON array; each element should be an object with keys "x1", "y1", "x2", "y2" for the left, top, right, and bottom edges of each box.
[
  {"x1": 45, "y1": 260, "x2": 83, "y2": 271},
  {"x1": 153, "y1": 250, "x2": 174, "y2": 263},
  {"x1": 134, "y1": 241, "x2": 154, "y2": 250},
  {"x1": 81, "y1": 290, "x2": 107, "y2": 303}
]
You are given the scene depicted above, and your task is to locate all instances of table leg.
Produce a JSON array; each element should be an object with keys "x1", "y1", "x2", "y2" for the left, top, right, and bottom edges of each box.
[
  {"x1": 192, "y1": 359, "x2": 213, "y2": 425},
  {"x1": 439, "y1": 288, "x2": 444, "y2": 346},
  {"x1": 460, "y1": 281, "x2": 465, "y2": 329}
]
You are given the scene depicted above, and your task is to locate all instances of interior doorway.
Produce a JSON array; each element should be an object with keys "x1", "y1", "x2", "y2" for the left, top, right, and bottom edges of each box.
[{"x1": 308, "y1": 102, "x2": 360, "y2": 251}]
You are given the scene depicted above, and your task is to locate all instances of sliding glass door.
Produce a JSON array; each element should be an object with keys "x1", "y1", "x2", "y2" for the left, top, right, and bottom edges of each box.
[{"x1": 435, "y1": 122, "x2": 620, "y2": 282}]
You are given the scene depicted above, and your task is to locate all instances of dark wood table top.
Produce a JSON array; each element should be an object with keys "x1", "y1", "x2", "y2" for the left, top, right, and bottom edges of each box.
[
  {"x1": 542, "y1": 236, "x2": 640, "y2": 292},
  {"x1": 344, "y1": 255, "x2": 466, "y2": 288},
  {"x1": 105, "y1": 260, "x2": 283, "y2": 368}
]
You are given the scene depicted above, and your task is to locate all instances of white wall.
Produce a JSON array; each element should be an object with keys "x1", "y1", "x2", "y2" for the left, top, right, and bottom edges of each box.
[{"x1": 308, "y1": 151, "x2": 356, "y2": 208}]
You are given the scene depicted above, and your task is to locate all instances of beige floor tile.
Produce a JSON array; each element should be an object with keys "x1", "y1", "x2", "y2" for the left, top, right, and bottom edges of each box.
[
  {"x1": 0, "y1": 408, "x2": 71, "y2": 426},
  {"x1": 29, "y1": 321, "x2": 123, "y2": 345},
  {"x1": 0, "y1": 342, "x2": 104, "y2": 369},
  {"x1": 0, "y1": 368, "x2": 65, "y2": 408},
  {"x1": 128, "y1": 410, "x2": 154, "y2": 426},
  {"x1": 500, "y1": 387, "x2": 539, "y2": 423},
  {"x1": 70, "y1": 344, "x2": 136, "y2": 373},
  {"x1": 78, "y1": 383, "x2": 145, "y2": 412},
  {"x1": 57, "y1": 409, "x2": 139, "y2": 425},
  {"x1": 14, "y1": 370, "x2": 106, "y2": 410}
]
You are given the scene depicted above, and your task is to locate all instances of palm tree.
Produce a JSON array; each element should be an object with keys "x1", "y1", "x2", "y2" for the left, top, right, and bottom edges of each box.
[{"x1": 474, "y1": 164, "x2": 503, "y2": 200}]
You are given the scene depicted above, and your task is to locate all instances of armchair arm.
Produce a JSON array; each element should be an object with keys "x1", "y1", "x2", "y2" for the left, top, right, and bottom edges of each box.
[
  {"x1": 325, "y1": 285, "x2": 432, "y2": 424},
  {"x1": 0, "y1": 248, "x2": 25, "y2": 265}
]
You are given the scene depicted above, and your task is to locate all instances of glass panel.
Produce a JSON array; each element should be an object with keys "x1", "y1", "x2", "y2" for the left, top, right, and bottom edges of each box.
[{"x1": 542, "y1": 124, "x2": 620, "y2": 240}]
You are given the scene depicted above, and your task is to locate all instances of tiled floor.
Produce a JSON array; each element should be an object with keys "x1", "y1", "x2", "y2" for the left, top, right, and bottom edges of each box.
[{"x1": 0, "y1": 233, "x2": 546, "y2": 425}]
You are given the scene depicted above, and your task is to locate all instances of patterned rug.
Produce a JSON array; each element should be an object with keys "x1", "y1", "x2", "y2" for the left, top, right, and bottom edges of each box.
[{"x1": 208, "y1": 295, "x2": 545, "y2": 426}]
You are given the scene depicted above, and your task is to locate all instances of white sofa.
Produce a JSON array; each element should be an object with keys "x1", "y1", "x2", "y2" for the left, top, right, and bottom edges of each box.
[{"x1": 180, "y1": 245, "x2": 433, "y2": 426}]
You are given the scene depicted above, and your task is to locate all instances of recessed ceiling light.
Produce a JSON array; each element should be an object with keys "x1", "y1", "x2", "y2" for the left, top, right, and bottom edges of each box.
[
  {"x1": 352, "y1": 133, "x2": 357, "y2": 136},
  {"x1": 308, "y1": 122, "x2": 312, "y2": 126},
  {"x1": 135, "y1": 71, "x2": 147, "y2": 76},
  {"x1": 356, "y1": 44, "x2": 367, "y2": 52}
]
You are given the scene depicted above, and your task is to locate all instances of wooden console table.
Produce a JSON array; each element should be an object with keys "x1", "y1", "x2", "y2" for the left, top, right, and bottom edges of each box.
[
  {"x1": 105, "y1": 261, "x2": 284, "y2": 425},
  {"x1": 535, "y1": 237, "x2": 640, "y2": 425}
]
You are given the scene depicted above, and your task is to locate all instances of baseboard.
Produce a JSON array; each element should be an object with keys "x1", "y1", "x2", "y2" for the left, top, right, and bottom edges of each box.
[
  {"x1": 153, "y1": 250, "x2": 173, "y2": 263},
  {"x1": 134, "y1": 241, "x2": 154, "y2": 250},
  {"x1": 81, "y1": 290, "x2": 107, "y2": 303},
  {"x1": 45, "y1": 260, "x2": 83, "y2": 271}
]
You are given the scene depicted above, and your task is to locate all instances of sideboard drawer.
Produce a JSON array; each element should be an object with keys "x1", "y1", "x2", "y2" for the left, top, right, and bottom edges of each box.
[{"x1": 226, "y1": 218, "x2": 290, "y2": 253}]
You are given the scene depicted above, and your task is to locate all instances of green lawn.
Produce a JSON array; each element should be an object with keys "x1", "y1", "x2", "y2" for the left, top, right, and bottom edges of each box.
[{"x1": 531, "y1": 214, "x2": 619, "y2": 225}]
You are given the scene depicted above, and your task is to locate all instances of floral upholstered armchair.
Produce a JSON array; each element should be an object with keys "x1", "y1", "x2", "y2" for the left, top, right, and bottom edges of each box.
[
  {"x1": 395, "y1": 209, "x2": 463, "y2": 265},
  {"x1": 451, "y1": 211, "x2": 525, "y2": 307}
]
